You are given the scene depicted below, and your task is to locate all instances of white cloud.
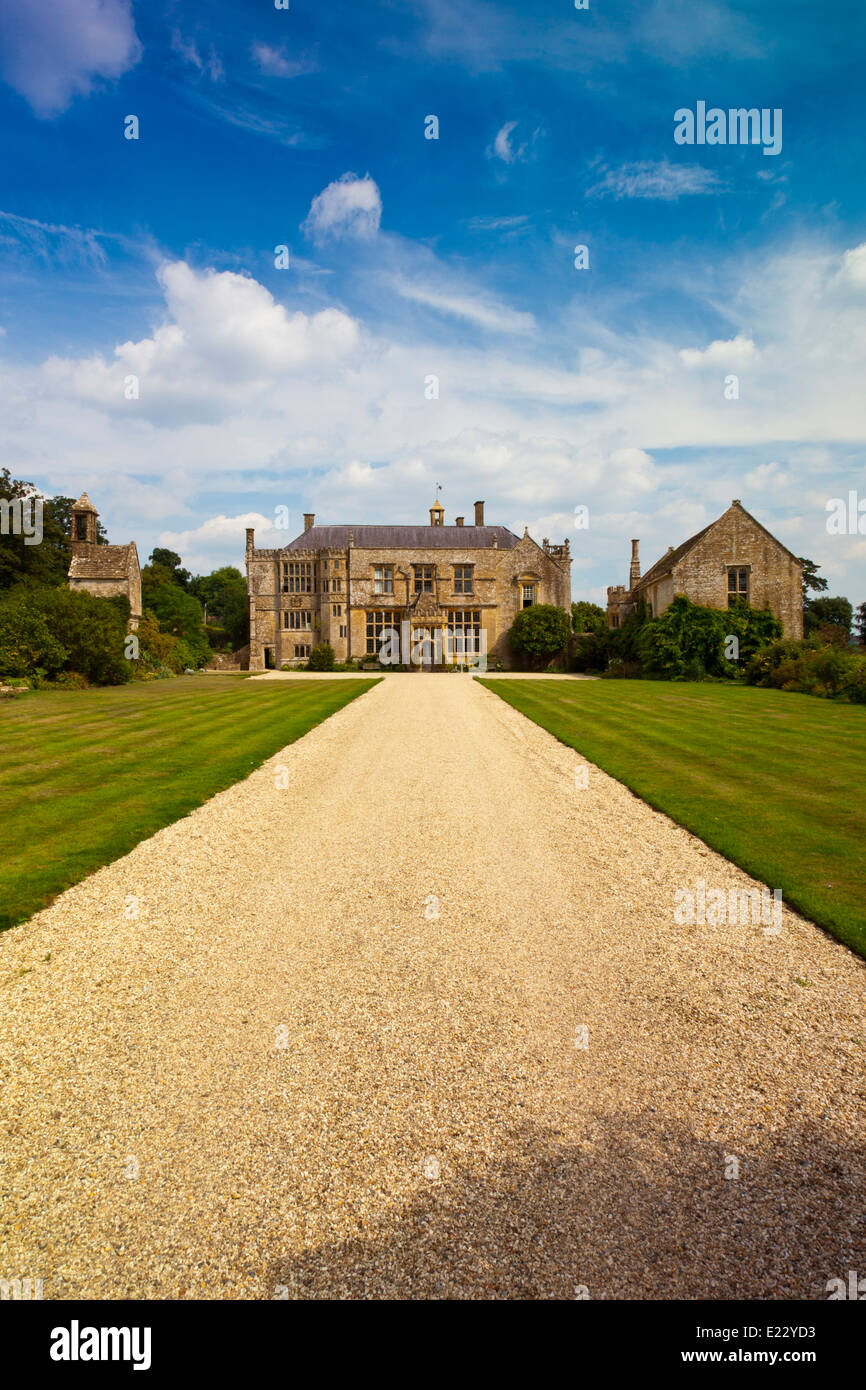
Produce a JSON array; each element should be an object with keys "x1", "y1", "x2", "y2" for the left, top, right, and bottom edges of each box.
[
  {"x1": 839, "y1": 243, "x2": 866, "y2": 289},
  {"x1": 744, "y1": 460, "x2": 790, "y2": 491},
  {"x1": 487, "y1": 120, "x2": 543, "y2": 165},
  {"x1": 302, "y1": 173, "x2": 382, "y2": 242},
  {"x1": 589, "y1": 159, "x2": 724, "y2": 201},
  {"x1": 389, "y1": 276, "x2": 535, "y2": 335},
  {"x1": 250, "y1": 42, "x2": 317, "y2": 78},
  {"x1": 171, "y1": 31, "x2": 224, "y2": 82},
  {"x1": 490, "y1": 120, "x2": 518, "y2": 163},
  {"x1": 5, "y1": 235, "x2": 866, "y2": 597},
  {"x1": 158, "y1": 513, "x2": 286, "y2": 572},
  {"x1": 41, "y1": 260, "x2": 360, "y2": 419},
  {"x1": 0, "y1": 0, "x2": 140, "y2": 117},
  {"x1": 679, "y1": 334, "x2": 759, "y2": 368}
]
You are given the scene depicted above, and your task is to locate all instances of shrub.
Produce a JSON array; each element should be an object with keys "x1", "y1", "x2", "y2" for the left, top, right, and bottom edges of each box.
[
  {"x1": 746, "y1": 634, "x2": 866, "y2": 700},
  {"x1": 0, "y1": 599, "x2": 67, "y2": 679},
  {"x1": 307, "y1": 642, "x2": 335, "y2": 671},
  {"x1": 509, "y1": 604, "x2": 572, "y2": 669},
  {"x1": 572, "y1": 629, "x2": 610, "y2": 673},
  {"x1": 637, "y1": 595, "x2": 781, "y2": 681},
  {"x1": 0, "y1": 587, "x2": 130, "y2": 684}
]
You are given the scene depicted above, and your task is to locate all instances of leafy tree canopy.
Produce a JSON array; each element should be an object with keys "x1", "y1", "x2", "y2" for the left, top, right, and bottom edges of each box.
[{"x1": 509, "y1": 604, "x2": 572, "y2": 669}]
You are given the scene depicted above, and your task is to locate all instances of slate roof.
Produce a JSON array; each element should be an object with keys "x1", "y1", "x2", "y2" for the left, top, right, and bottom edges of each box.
[
  {"x1": 68, "y1": 543, "x2": 136, "y2": 580},
  {"x1": 284, "y1": 524, "x2": 520, "y2": 552}
]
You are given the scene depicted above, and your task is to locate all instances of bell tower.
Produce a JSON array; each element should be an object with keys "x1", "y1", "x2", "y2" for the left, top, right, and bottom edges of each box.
[{"x1": 71, "y1": 492, "x2": 99, "y2": 548}]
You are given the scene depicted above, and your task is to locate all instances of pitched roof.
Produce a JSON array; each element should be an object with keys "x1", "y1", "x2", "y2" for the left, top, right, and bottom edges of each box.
[
  {"x1": 284, "y1": 524, "x2": 520, "y2": 552},
  {"x1": 633, "y1": 502, "x2": 802, "y2": 592},
  {"x1": 72, "y1": 492, "x2": 98, "y2": 513},
  {"x1": 634, "y1": 523, "x2": 714, "y2": 589},
  {"x1": 68, "y1": 543, "x2": 136, "y2": 580}
]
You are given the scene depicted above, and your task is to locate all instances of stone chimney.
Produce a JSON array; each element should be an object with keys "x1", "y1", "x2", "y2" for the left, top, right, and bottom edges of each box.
[
  {"x1": 474, "y1": 500, "x2": 484, "y2": 526},
  {"x1": 245, "y1": 527, "x2": 255, "y2": 558},
  {"x1": 455, "y1": 516, "x2": 464, "y2": 527},
  {"x1": 629, "y1": 538, "x2": 641, "y2": 589},
  {"x1": 304, "y1": 513, "x2": 315, "y2": 532}
]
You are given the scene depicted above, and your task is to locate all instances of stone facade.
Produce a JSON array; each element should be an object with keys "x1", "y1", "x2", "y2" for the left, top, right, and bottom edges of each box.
[
  {"x1": 245, "y1": 500, "x2": 572, "y2": 670},
  {"x1": 607, "y1": 500, "x2": 803, "y2": 637},
  {"x1": 67, "y1": 493, "x2": 142, "y2": 629}
]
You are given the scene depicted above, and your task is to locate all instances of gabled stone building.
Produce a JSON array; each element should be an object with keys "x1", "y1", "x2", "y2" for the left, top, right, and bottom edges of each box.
[
  {"x1": 67, "y1": 493, "x2": 142, "y2": 629},
  {"x1": 607, "y1": 499, "x2": 803, "y2": 637},
  {"x1": 245, "y1": 499, "x2": 572, "y2": 669}
]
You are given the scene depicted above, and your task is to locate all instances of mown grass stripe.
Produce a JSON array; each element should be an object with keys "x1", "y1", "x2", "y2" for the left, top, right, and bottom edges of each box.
[{"x1": 478, "y1": 677, "x2": 866, "y2": 959}]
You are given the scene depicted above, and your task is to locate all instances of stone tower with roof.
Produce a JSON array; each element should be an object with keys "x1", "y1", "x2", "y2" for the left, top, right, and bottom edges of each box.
[{"x1": 68, "y1": 493, "x2": 142, "y2": 630}]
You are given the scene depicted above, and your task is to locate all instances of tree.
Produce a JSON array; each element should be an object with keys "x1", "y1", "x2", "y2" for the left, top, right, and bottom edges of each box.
[
  {"x1": 0, "y1": 598, "x2": 67, "y2": 678},
  {"x1": 307, "y1": 642, "x2": 335, "y2": 671},
  {"x1": 144, "y1": 584, "x2": 210, "y2": 665},
  {"x1": 148, "y1": 548, "x2": 191, "y2": 591},
  {"x1": 799, "y1": 557, "x2": 828, "y2": 600},
  {"x1": 0, "y1": 587, "x2": 131, "y2": 684},
  {"x1": 190, "y1": 566, "x2": 248, "y2": 648},
  {"x1": 803, "y1": 595, "x2": 852, "y2": 640},
  {"x1": 0, "y1": 469, "x2": 107, "y2": 592},
  {"x1": 855, "y1": 601, "x2": 866, "y2": 647},
  {"x1": 571, "y1": 600, "x2": 607, "y2": 635},
  {"x1": 509, "y1": 604, "x2": 572, "y2": 669}
]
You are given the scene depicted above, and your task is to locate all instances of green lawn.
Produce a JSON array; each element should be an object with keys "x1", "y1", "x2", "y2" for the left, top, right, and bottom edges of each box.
[
  {"x1": 478, "y1": 678, "x2": 866, "y2": 958},
  {"x1": 0, "y1": 675, "x2": 378, "y2": 932}
]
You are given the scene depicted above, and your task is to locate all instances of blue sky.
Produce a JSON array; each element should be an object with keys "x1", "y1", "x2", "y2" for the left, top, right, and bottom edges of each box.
[{"x1": 0, "y1": 0, "x2": 865, "y2": 606}]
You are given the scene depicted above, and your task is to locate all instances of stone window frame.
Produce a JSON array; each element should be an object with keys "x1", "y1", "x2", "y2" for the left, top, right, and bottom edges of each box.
[
  {"x1": 413, "y1": 564, "x2": 435, "y2": 594},
  {"x1": 447, "y1": 609, "x2": 482, "y2": 657},
  {"x1": 453, "y1": 564, "x2": 474, "y2": 595},
  {"x1": 284, "y1": 560, "x2": 313, "y2": 594},
  {"x1": 521, "y1": 583, "x2": 536, "y2": 608},
  {"x1": 284, "y1": 610, "x2": 312, "y2": 631},
  {"x1": 372, "y1": 564, "x2": 394, "y2": 594},
  {"x1": 726, "y1": 564, "x2": 750, "y2": 607},
  {"x1": 365, "y1": 609, "x2": 400, "y2": 655}
]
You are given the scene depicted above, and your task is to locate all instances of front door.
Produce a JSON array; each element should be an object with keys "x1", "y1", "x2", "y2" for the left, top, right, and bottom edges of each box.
[{"x1": 412, "y1": 626, "x2": 434, "y2": 670}]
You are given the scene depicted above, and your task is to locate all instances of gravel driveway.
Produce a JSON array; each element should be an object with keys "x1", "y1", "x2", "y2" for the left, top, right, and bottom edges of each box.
[{"x1": 1, "y1": 674, "x2": 864, "y2": 1299}]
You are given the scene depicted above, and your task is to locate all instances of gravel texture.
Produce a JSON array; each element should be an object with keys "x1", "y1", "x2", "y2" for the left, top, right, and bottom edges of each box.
[{"x1": 1, "y1": 673, "x2": 864, "y2": 1300}]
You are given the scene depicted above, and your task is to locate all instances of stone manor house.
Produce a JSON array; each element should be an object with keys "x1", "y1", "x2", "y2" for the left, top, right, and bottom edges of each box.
[
  {"x1": 606, "y1": 500, "x2": 803, "y2": 638},
  {"x1": 245, "y1": 500, "x2": 572, "y2": 670}
]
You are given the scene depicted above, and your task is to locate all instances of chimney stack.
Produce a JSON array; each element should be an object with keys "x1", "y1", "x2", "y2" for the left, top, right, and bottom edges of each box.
[
  {"x1": 474, "y1": 500, "x2": 485, "y2": 526},
  {"x1": 629, "y1": 538, "x2": 641, "y2": 589},
  {"x1": 455, "y1": 516, "x2": 464, "y2": 526},
  {"x1": 304, "y1": 513, "x2": 315, "y2": 532}
]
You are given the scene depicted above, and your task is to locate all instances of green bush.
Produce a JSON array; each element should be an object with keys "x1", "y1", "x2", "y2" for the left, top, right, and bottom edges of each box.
[
  {"x1": 509, "y1": 604, "x2": 572, "y2": 669},
  {"x1": 637, "y1": 596, "x2": 782, "y2": 680},
  {"x1": 0, "y1": 599, "x2": 67, "y2": 679},
  {"x1": 746, "y1": 634, "x2": 866, "y2": 700},
  {"x1": 307, "y1": 642, "x2": 335, "y2": 671},
  {"x1": 0, "y1": 588, "x2": 131, "y2": 685}
]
